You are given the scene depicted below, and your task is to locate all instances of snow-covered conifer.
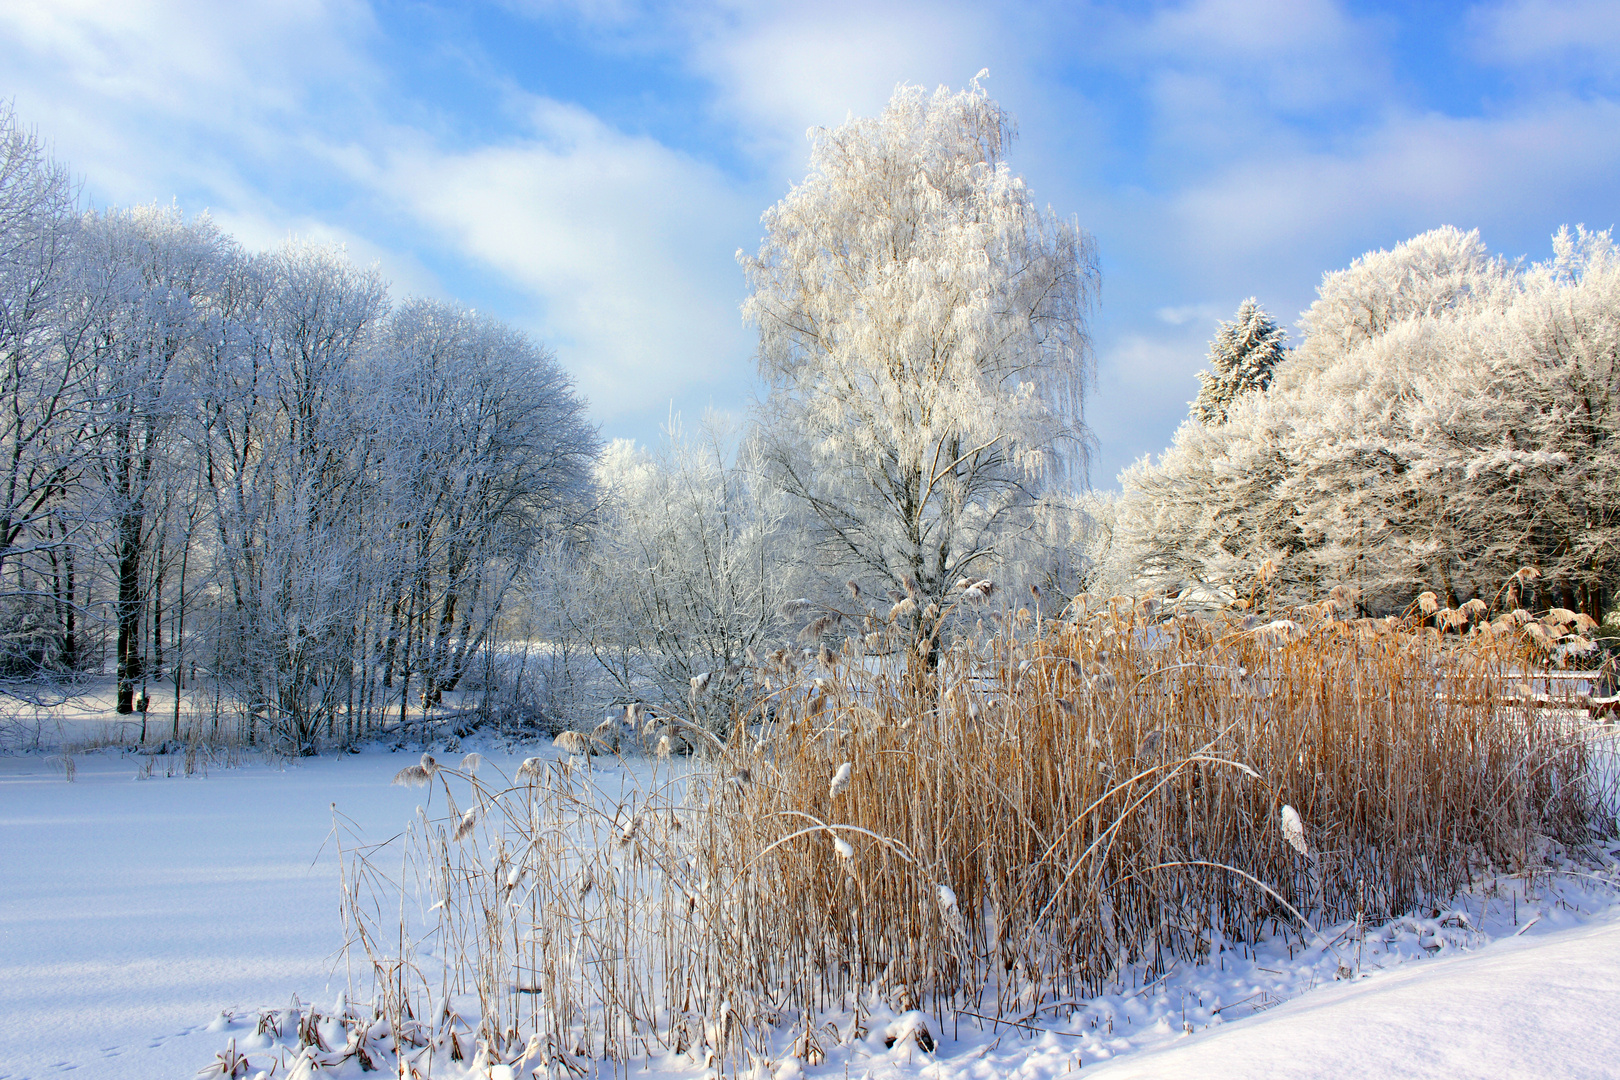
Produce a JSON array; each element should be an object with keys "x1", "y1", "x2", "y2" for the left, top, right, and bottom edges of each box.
[{"x1": 1191, "y1": 299, "x2": 1286, "y2": 425}]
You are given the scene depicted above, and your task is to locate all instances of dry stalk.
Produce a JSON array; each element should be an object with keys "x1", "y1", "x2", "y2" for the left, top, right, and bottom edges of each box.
[{"x1": 332, "y1": 600, "x2": 1607, "y2": 1077}]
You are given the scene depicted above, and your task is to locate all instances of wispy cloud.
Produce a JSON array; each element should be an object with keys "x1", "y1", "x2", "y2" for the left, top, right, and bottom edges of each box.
[
  {"x1": 1468, "y1": 0, "x2": 1620, "y2": 73},
  {"x1": 0, "y1": 1, "x2": 380, "y2": 194},
  {"x1": 367, "y1": 97, "x2": 756, "y2": 417},
  {"x1": 1170, "y1": 96, "x2": 1620, "y2": 278},
  {"x1": 1155, "y1": 303, "x2": 1226, "y2": 328},
  {"x1": 685, "y1": 1, "x2": 1014, "y2": 162}
]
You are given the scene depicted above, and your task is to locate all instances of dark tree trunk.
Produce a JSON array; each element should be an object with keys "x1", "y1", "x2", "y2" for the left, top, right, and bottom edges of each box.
[{"x1": 115, "y1": 518, "x2": 143, "y2": 715}]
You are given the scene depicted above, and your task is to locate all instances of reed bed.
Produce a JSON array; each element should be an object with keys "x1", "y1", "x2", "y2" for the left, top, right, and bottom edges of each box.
[{"x1": 331, "y1": 599, "x2": 1608, "y2": 1078}]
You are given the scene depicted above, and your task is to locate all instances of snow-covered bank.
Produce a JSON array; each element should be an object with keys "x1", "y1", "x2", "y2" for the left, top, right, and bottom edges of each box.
[
  {"x1": 1080, "y1": 912, "x2": 1620, "y2": 1079},
  {"x1": 744, "y1": 866, "x2": 1620, "y2": 1080},
  {"x1": 186, "y1": 850, "x2": 1620, "y2": 1080}
]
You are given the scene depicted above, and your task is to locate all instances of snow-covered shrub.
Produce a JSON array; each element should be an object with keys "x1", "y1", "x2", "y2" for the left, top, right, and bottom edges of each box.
[{"x1": 524, "y1": 417, "x2": 807, "y2": 730}]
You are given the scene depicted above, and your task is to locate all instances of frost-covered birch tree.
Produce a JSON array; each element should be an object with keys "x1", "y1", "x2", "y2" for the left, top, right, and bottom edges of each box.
[{"x1": 741, "y1": 78, "x2": 1098, "y2": 619}]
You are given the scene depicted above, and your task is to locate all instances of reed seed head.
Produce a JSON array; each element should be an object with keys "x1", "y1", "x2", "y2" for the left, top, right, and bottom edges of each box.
[
  {"x1": 829, "y1": 762, "x2": 853, "y2": 797},
  {"x1": 392, "y1": 765, "x2": 431, "y2": 787},
  {"x1": 1280, "y1": 804, "x2": 1309, "y2": 855}
]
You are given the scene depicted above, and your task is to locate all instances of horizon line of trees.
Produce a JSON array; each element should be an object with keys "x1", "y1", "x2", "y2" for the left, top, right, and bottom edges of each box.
[
  {"x1": 8, "y1": 81, "x2": 1615, "y2": 753},
  {"x1": 0, "y1": 106, "x2": 599, "y2": 752}
]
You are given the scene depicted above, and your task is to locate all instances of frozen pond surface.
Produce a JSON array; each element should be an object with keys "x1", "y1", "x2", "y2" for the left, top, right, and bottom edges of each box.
[{"x1": 0, "y1": 747, "x2": 517, "y2": 1079}]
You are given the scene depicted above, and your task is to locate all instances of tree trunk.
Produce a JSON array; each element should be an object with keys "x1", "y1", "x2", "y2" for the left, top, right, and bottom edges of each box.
[{"x1": 115, "y1": 517, "x2": 144, "y2": 714}]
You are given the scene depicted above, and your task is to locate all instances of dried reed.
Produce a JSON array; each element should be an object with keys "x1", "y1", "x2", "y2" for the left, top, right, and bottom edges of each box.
[{"x1": 334, "y1": 600, "x2": 1607, "y2": 1077}]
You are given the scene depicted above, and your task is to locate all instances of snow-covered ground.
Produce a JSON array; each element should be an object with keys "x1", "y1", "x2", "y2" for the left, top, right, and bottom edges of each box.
[
  {"x1": 0, "y1": 746, "x2": 467, "y2": 1079},
  {"x1": 4, "y1": 742, "x2": 1619, "y2": 1080},
  {"x1": 0, "y1": 675, "x2": 482, "y2": 753},
  {"x1": 1, "y1": 681, "x2": 179, "y2": 752},
  {"x1": 1078, "y1": 913, "x2": 1620, "y2": 1079}
]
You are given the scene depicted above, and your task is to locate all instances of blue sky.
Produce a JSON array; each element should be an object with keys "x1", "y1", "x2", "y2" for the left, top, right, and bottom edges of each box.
[{"x1": 3, "y1": 0, "x2": 1617, "y2": 486}]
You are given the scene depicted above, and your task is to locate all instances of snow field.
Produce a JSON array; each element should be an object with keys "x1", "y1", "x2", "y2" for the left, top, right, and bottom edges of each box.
[{"x1": 0, "y1": 746, "x2": 530, "y2": 1080}]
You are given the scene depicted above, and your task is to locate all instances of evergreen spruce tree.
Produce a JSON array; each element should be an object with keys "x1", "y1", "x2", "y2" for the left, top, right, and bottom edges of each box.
[{"x1": 1192, "y1": 298, "x2": 1286, "y2": 424}]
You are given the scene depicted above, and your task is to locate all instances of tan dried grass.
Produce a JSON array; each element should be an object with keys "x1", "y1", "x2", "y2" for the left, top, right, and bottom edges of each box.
[{"x1": 336, "y1": 600, "x2": 1606, "y2": 1076}]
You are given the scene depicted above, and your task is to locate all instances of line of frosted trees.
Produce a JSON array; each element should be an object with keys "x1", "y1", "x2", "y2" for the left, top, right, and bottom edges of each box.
[
  {"x1": 0, "y1": 109, "x2": 598, "y2": 752},
  {"x1": 13, "y1": 80, "x2": 1612, "y2": 757},
  {"x1": 1088, "y1": 224, "x2": 1620, "y2": 620}
]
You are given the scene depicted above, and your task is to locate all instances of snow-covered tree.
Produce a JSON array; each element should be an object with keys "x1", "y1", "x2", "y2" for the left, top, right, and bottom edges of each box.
[
  {"x1": 741, "y1": 78, "x2": 1098, "y2": 622},
  {"x1": 0, "y1": 106, "x2": 88, "y2": 691},
  {"x1": 77, "y1": 205, "x2": 234, "y2": 713},
  {"x1": 374, "y1": 299, "x2": 597, "y2": 715},
  {"x1": 1112, "y1": 392, "x2": 1304, "y2": 602},
  {"x1": 1290, "y1": 225, "x2": 1510, "y2": 370},
  {"x1": 194, "y1": 242, "x2": 387, "y2": 750},
  {"x1": 1105, "y1": 225, "x2": 1620, "y2": 619},
  {"x1": 543, "y1": 418, "x2": 803, "y2": 727},
  {"x1": 1191, "y1": 298, "x2": 1286, "y2": 425}
]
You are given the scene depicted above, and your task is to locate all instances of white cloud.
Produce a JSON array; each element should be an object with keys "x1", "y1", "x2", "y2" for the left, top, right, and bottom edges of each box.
[
  {"x1": 1136, "y1": 0, "x2": 1387, "y2": 112},
  {"x1": 1102, "y1": 329, "x2": 1205, "y2": 391},
  {"x1": 205, "y1": 205, "x2": 448, "y2": 302},
  {"x1": 0, "y1": 1, "x2": 379, "y2": 201},
  {"x1": 1469, "y1": 0, "x2": 1620, "y2": 71},
  {"x1": 0, "y1": 0, "x2": 372, "y2": 111},
  {"x1": 1087, "y1": 325, "x2": 1209, "y2": 485},
  {"x1": 370, "y1": 98, "x2": 756, "y2": 418},
  {"x1": 1155, "y1": 302, "x2": 1226, "y2": 327},
  {"x1": 674, "y1": 0, "x2": 1030, "y2": 172},
  {"x1": 702, "y1": 7, "x2": 980, "y2": 124},
  {"x1": 1170, "y1": 97, "x2": 1620, "y2": 280},
  {"x1": 1100, "y1": 0, "x2": 1395, "y2": 178},
  {"x1": 464, "y1": 1, "x2": 1049, "y2": 417}
]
